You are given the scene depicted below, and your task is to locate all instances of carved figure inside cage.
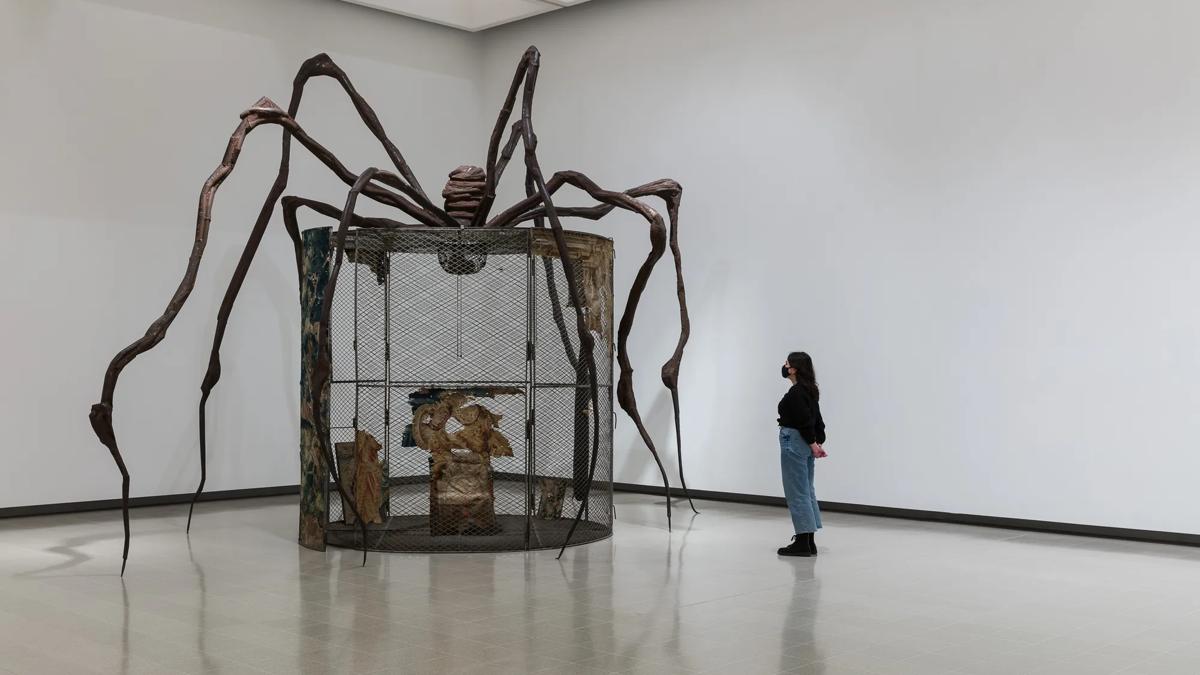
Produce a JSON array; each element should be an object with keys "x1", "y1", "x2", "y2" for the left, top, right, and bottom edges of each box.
[
  {"x1": 334, "y1": 429, "x2": 386, "y2": 526},
  {"x1": 537, "y1": 478, "x2": 568, "y2": 520},
  {"x1": 409, "y1": 388, "x2": 517, "y2": 535}
]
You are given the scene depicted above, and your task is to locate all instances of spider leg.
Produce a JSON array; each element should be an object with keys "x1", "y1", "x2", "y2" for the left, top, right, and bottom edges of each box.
[
  {"x1": 284, "y1": 197, "x2": 411, "y2": 235},
  {"x1": 490, "y1": 121, "x2": 525, "y2": 197},
  {"x1": 187, "y1": 54, "x2": 452, "y2": 529},
  {"x1": 563, "y1": 181, "x2": 696, "y2": 516},
  {"x1": 491, "y1": 182, "x2": 696, "y2": 513},
  {"x1": 640, "y1": 182, "x2": 697, "y2": 515},
  {"x1": 494, "y1": 177, "x2": 597, "y2": 486},
  {"x1": 538, "y1": 173, "x2": 678, "y2": 553},
  {"x1": 187, "y1": 196, "x2": 413, "y2": 533},
  {"x1": 293, "y1": 54, "x2": 455, "y2": 227},
  {"x1": 91, "y1": 101, "x2": 289, "y2": 575},
  {"x1": 282, "y1": 196, "x2": 411, "y2": 288},
  {"x1": 473, "y1": 47, "x2": 540, "y2": 227},
  {"x1": 472, "y1": 52, "x2": 693, "y2": 465},
  {"x1": 311, "y1": 168, "x2": 390, "y2": 566},
  {"x1": 522, "y1": 173, "x2": 579, "y2": 368},
  {"x1": 520, "y1": 173, "x2": 592, "y2": 508},
  {"x1": 490, "y1": 49, "x2": 608, "y2": 556},
  {"x1": 92, "y1": 97, "x2": 410, "y2": 573}
]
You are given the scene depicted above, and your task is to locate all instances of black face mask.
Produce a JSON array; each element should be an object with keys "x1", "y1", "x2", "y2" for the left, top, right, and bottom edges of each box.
[{"x1": 782, "y1": 365, "x2": 792, "y2": 379}]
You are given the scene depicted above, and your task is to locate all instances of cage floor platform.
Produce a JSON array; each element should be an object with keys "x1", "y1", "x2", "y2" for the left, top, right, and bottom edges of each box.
[{"x1": 325, "y1": 514, "x2": 611, "y2": 553}]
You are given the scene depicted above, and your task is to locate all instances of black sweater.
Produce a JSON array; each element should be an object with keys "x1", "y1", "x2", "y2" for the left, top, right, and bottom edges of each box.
[{"x1": 778, "y1": 384, "x2": 826, "y2": 445}]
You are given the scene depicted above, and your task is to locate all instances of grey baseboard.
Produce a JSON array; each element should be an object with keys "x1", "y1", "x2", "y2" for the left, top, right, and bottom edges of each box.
[
  {"x1": 7, "y1": 481, "x2": 1196, "y2": 549},
  {"x1": 3, "y1": 473, "x2": 612, "y2": 521},
  {"x1": 0, "y1": 485, "x2": 300, "y2": 519},
  {"x1": 611, "y1": 482, "x2": 1200, "y2": 548}
]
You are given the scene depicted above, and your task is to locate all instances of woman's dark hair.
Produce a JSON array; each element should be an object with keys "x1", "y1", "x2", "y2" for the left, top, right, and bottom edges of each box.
[{"x1": 787, "y1": 351, "x2": 819, "y2": 399}]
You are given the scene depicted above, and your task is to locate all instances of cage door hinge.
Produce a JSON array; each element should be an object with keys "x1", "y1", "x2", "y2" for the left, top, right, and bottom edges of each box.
[
  {"x1": 526, "y1": 411, "x2": 534, "y2": 439},
  {"x1": 526, "y1": 341, "x2": 534, "y2": 361}
]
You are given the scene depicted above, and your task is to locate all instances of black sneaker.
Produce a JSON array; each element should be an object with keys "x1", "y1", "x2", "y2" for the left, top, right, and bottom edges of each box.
[{"x1": 777, "y1": 535, "x2": 811, "y2": 557}]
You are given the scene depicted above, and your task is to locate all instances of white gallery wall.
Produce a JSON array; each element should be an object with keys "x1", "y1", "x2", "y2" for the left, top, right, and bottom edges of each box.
[
  {"x1": 0, "y1": 0, "x2": 482, "y2": 508},
  {"x1": 5, "y1": 0, "x2": 1200, "y2": 537},
  {"x1": 483, "y1": 0, "x2": 1200, "y2": 534}
]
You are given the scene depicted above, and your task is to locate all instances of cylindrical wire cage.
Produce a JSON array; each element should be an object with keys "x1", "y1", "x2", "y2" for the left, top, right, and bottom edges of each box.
[{"x1": 299, "y1": 227, "x2": 614, "y2": 553}]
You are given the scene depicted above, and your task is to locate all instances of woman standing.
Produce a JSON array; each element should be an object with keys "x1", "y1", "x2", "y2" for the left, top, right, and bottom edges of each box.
[{"x1": 777, "y1": 351, "x2": 826, "y2": 557}]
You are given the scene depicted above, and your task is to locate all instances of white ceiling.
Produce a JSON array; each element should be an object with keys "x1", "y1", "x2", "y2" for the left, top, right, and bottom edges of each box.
[{"x1": 338, "y1": 0, "x2": 594, "y2": 33}]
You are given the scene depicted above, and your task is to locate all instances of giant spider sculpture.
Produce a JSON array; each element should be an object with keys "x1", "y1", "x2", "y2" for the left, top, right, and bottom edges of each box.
[{"x1": 89, "y1": 46, "x2": 695, "y2": 574}]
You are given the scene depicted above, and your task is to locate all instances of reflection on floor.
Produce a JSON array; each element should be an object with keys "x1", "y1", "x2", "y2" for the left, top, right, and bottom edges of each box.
[{"x1": 1, "y1": 493, "x2": 1199, "y2": 674}]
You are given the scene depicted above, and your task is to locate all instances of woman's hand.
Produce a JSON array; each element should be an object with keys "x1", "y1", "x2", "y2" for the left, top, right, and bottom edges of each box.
[{"x1": 810, "y1": 443, "x2": 827, "y2": 458}]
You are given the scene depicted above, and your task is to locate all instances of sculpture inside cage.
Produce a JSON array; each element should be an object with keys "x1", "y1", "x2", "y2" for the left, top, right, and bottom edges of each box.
[
  {"x1": 89, "y1": 45, "x2": 696, "y2": 573},
  {"x1": 334, "y1": 430, "x2": 385, "y2": 526},
  {"x1": 537, "y1": 478, "x2": 568, "y2": 520},
  {"x1": 414, "y1": 389, "x2": 511, "y2": 536}
]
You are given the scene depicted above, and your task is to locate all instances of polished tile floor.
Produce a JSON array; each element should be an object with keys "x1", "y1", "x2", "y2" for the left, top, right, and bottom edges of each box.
[{"x1": 2, "y1": 494, "x2": 1199, "y2": 674}]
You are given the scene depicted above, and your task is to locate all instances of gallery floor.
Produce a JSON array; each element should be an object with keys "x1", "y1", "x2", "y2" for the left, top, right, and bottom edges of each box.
[{"x1": 1, "y1": 494, "x2": 1198, "y2": 674}]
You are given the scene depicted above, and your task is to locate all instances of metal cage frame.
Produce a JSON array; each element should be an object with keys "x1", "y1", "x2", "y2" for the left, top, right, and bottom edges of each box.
[{"x1": 300, "y1": 226, "x2": 615, "y2": 553}]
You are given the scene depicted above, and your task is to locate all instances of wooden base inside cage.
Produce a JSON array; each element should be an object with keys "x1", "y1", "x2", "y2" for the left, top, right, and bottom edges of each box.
[{"x1": 429, "y1": 452, "x2": 499, "y2": 535}]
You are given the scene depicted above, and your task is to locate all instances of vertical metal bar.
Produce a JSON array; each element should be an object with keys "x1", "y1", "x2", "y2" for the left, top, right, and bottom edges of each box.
[
  {"x1": 456, "y1": 229, "x2": 464, "y2": 360},
  {"x1": 607, "y1": 240, "x2": 616, "y2": 527},
  {"x1": 456, "y1": 274, "x2": 462, "y2": 359},
  {"x1": 383, "y1": 244, "x2": 392, "y2": 522},
  {"x1": 353, "y1": 237, "x2": 360, "y2": 433},
  {"x1": 348, "y1": 235, "x2": 360, "y2": 528},
  {"x1": 524, "y1": 229, "x2": 536, "y2": 549}
]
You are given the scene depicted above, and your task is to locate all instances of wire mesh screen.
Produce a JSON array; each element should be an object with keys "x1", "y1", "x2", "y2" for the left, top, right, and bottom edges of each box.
[{"x1": 316, "y1": 227, "x2": 614, "y2": 552}]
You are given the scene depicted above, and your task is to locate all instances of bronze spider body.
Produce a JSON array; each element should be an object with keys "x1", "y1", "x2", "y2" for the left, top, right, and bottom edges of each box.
[{"x1": 89, "y1": 47, "x2": 694, "y2": 574}]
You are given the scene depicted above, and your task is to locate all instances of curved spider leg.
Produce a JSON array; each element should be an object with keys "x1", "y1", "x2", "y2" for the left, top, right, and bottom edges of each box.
[
  {"x1": 95, "y1": 96, "x2": 410, "y2": 571},
  {"x1": 281, "y1": 196, "x2": 414, "y2": 300},
  {"x1": 285, "y1": 197, "x2": 411, "y2": 235},
  {"x1": 524, "y1": 172, "x2": 579, "y2": 371},
  {"x1": 623, "y1": 181, "x2": 695, "y2": 514},
  {"x1": 281, "y1": 196, "x2": 409, "y2": 287},
  {"x1": 539, "y1": 173, "x2": 676, "y2": 554},
  {"x1": 286, "y1": 197, "x2": 418, "y2": 555},
  {"x1": 516, "y1": 172, "x2": 596, "y2": 509},
  {"x1": 497, "y1": 49, "x2": 608, "y2": 556},
  {"x1": 482, "y1": 169, "x2": 580, "y2": 228},
  {"x1": 187, "y1": 61, "x2": 448, "y2": 528},
  {"x1": 280, "y1": 197, "x2": 311, "y2": 291},
  {"x1": 490, "y1": 121, "x2": 525, "y2": 197},
  {"x1": 91, "y1": 100, "x2": 297, "y2": 574},
  {"x1": 189, "y1": 194, "x2": 415, "y2": 533},
  {"x1": 520, "y1": 172, "x2": 593, "y2": 509},
  {"x1": 489, "y1": 170, "x2": 686, "y2": 528},
  {"x1": 311, "y1": 168, "x2": 388, "y2": 566},
  {"x1": 473, "y1": 46, "x2": 540, "y2": 227},
  {"x1": 294, "y1": 54, "x2": 456, "y2": 227},
  {"x1": 493, "y1": 182, "x2": 696, "y2": 514}
]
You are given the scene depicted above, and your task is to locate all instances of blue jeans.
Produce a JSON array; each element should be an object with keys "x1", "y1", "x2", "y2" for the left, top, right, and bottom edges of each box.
[{"x1": 779, "y1": 427, "x2": 822, "y2": 533}]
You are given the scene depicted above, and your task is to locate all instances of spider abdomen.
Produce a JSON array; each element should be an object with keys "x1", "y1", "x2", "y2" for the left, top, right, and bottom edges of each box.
[{"x1": 442, "y1": 165, "x2": 486, "y2": 225}]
